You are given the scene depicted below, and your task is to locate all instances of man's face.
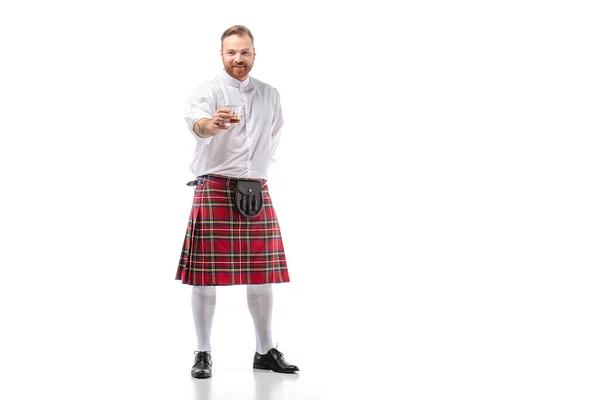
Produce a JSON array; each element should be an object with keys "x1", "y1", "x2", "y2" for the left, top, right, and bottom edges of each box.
[{"x1": 221, "y1": 34, "x2": 255, "y2": 81}]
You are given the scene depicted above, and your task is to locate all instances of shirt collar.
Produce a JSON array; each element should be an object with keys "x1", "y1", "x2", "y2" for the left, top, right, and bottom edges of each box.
[{"x1": 221, "y1": 69, "x2": 252, "y2": 90}]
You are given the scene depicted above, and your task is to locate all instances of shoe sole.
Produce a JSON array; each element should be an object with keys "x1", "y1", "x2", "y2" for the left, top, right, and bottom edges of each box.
[
  {"x1": 191, "y1": 372, "x2": 212, "y2": 379},
  {"x1": 253, "y1": 364, "x2": 298, "y2": 373}
]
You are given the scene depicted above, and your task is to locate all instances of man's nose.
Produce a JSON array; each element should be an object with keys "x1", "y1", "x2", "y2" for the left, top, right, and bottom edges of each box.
[{"x1": 234, "y1": 53, "x2": 242, "y2": 62}]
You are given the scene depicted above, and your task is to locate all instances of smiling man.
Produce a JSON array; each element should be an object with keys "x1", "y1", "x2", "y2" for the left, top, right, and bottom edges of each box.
[
  {"x1": 222, "y1": 34, "x2": 254, "y2": 81},
  {"x1": 176, "y1": 25, "x2": 299, "y2": 379}
]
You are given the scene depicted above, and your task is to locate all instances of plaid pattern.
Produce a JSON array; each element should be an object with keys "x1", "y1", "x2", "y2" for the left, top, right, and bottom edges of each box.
[{"x1": 176, "y1": 174, "x2": 290, "y2": 286}]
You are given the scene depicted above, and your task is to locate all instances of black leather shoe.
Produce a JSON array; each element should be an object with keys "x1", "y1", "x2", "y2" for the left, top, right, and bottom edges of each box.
[
  {"x1": 191, "y1": 351, "x2": 212, "y2": 379},
  {"x1": 253, "y1": 348, "x2": 299, "y2": 373}
]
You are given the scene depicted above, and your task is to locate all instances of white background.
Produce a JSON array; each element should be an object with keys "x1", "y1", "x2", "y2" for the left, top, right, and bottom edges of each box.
[{"x1": 1, "y1": 0, "x2": 599, "y2": 399}]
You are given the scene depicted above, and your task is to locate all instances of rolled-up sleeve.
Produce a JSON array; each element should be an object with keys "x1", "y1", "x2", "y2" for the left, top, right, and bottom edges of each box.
[{"x1": 184, "y1": 84, "x2": 216, "y2": 145}]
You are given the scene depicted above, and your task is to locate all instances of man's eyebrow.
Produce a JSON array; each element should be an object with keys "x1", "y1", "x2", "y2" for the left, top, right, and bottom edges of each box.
[{"x1": 225, "y1": 48, "x2": 252, "y2": 52}]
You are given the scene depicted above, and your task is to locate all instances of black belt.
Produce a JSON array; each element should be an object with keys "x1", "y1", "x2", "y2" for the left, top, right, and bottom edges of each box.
[{"x1": 186, "y1": 176, "x2": 264, "y2": 218}]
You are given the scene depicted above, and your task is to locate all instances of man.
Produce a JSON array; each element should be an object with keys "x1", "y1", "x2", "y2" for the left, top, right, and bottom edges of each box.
[{"x1": 175, "y1": 25, "x2": 299, "y2": 379}]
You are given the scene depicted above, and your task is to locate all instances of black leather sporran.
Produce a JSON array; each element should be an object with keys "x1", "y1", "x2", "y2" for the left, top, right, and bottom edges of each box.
[{"x1": 234, "y1": 180, "x2": 264, "y2": 218}]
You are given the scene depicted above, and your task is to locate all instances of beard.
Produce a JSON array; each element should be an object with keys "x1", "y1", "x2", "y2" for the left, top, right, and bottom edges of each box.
[{"x1": 225, "y1": 62, "x2": 252, "y2": 80}]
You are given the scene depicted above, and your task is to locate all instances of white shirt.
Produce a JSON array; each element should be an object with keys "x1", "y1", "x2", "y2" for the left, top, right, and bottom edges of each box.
[{"x1": 184, "y1": 70, "x2": 284, "y2": 179}]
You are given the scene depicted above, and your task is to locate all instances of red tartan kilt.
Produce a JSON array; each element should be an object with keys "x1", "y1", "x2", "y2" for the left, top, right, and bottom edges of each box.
[{"x1": 176, "y1": 174, "x2": 290, "y2": 286}]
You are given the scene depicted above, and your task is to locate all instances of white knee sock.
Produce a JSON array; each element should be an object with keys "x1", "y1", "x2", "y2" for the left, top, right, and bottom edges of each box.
[
  {"x1": 246, "y1": 284, "x2": 274, "y2": 354},
  {"x1": 191, "y1": 286, "x2": 216, "y2": 352}
]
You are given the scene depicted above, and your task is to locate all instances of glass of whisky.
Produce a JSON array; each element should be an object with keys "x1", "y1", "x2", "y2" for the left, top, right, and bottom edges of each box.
[{"x1": 224, "y1": 105, "x2": 242, "y2": 124}]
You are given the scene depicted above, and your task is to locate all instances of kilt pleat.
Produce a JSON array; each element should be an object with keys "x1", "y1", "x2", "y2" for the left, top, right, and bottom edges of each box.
[{"x1": 176, "y1": 174, "x2": 290, "y2": 286}]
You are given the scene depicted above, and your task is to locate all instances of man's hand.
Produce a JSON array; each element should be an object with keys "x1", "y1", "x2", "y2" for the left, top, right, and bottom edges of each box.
[{"x1": 193, "y1": 108, "x2": 233, "y2": 138}]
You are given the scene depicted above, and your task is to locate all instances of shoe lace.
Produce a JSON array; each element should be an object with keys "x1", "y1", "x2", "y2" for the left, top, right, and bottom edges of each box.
[
  {"x1": 271, "y1": 346, "x2": 285, "y2": 360},
  {"x1": 193, "y1": 351, "x2": 208, "y2": 365}
]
